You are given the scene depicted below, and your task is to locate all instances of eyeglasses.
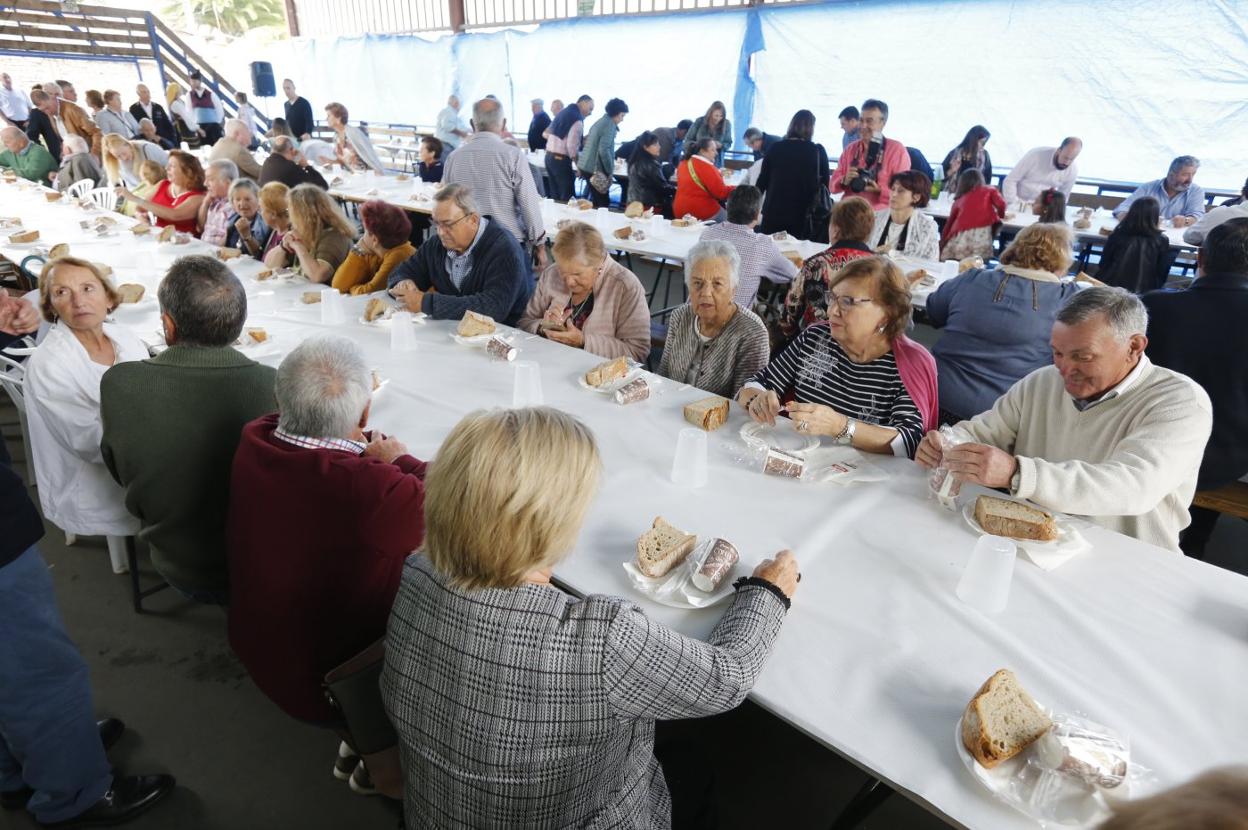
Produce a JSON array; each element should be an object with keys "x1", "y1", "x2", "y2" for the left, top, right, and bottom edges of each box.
[
  {"x1": 827, "y1": 292, "x2": 875, "y2": 312},
  {"x1": 432, "y1": 213, "x2": 473, "y2": 232}
]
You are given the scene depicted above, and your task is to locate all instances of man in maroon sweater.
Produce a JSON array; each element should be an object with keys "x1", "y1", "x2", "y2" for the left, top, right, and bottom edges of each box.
[{"x1": 226, "y1": 336, "x2": 425, "y2": 792}]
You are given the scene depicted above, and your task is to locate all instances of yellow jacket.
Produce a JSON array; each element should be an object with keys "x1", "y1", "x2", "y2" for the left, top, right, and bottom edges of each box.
[{"x1": 331, "y1": 242, "x2": 416, "y2": 295}]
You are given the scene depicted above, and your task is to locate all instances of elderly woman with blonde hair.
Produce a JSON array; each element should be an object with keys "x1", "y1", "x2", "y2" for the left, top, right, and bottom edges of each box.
[
  {"x1": 740, "y1": 256, "x2": 938, "y2": 457},
  {"x1": 925, "y1": 221, "x2": 1082, "y2": 423},
  {"x1": 381, "y1": 406, "x2": 798, "y2": 828},
  {"x1": 23, "y1": 257, "x2": 150, "y2": 573},
  {"x1": 517, "y1": 221, "x2": 650, "y2": 361},
  {"x1": 657, "y1": 238, "x2": 770, "y2": 398},
  {"x1": 101, "y1": 132, "x2": 169, "y2": 189},
  {"x1": 264, "y1": 183, "x2": 355, "y2": 282}
]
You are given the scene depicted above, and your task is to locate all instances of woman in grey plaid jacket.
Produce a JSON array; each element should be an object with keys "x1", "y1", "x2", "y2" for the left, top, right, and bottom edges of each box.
[{"x1": 381, "y1": 407, "x2": 799, "y2": 829}]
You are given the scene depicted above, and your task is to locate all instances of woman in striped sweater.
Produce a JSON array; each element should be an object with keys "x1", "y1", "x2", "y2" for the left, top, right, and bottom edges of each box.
[{"x1": 738, "y1": 257, "x2": 938, "y2": 458}]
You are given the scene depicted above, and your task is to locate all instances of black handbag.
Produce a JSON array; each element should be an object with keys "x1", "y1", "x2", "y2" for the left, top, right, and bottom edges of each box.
[
  {"x1": 323, "y1": 639, "x2": 397, "y2": 756},
  {"x1": 809, "y1": 143, "x2": 832, "y2": 227}
]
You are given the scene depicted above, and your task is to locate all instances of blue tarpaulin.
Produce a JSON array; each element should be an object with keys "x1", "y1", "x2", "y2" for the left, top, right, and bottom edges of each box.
[{"x1": 265, "y1": 0, "x2": 1247, "y2": 188}]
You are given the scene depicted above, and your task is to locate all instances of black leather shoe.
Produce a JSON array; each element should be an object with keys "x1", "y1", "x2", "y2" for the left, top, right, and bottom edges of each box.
[
  {"x1": 97, "y1": 719, "x2": 125, "y2": 752},
  {"x1": 38, "y1": 774, "x2": 175, "y2": 827},
  {"x1": 2, "y1": 720, "x2": 127, "y2": 811}
]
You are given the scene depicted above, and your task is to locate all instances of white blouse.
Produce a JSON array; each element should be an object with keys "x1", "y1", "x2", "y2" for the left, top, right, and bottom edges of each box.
[
  {"x1": 871, "y1": 209, "x2": 940, "y2": 261},
  {"x1": 24, "y1": 322, "x2": 151, "y2": 536}
]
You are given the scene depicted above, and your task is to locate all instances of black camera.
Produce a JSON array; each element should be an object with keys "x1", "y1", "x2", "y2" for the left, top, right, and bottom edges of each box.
[{"x1": 848, "y1": 170, "x2": 875, "y2": 193}]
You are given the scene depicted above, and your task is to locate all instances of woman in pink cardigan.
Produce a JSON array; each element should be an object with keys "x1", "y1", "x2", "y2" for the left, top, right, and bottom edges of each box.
[{"x1": 519, "y1": 222, "x2": 651, "y2": 362}]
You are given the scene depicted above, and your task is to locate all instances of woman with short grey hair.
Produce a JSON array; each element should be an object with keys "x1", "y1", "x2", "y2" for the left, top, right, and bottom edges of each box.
[{"x1": 657, "y1": 238, "x2": 770, "y2": 398}]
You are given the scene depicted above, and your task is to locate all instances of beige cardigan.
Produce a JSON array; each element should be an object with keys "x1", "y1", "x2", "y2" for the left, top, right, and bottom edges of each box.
[{"x1": 519, "y1": 257, "x2": 651, "y2": 362}]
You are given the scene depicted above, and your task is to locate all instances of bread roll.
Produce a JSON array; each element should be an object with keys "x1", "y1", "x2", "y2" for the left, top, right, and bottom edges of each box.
[
  {"x1": 44, "y1": 192, "x2": 62, "y2": 202},
  {"x1": 612, "y1": 226, "x2": 632, "y2": 240},
  {"x1": 683, "y1": 396, "x2": 729, "y2": 431},
  {"x1": 130, "y1": 223, "x2": 151, "y2": 235},
  {"x1": 217, "y1": 247, "x2": 241, "y2": 260},
  {"x1": 364, "y1": 297, "x2": 389, "y2": 321},
  {"x1": 8, "y1": 230, "x2": 39, "y2": 243},
  {"x1": 584, "y1": 356, "x2": 628, "y2": 388},
  {"x1": 116, "y1": 284, "x2": 145, "y2": 304},
  {"x1": 301, "y1": 291, "x2": 322, "y2": 304},
  {"x1": 636, "y1": 517, "x2": 697, "y2": 578},
  {"x1": 961, "y1": 669, "x2": 1052, "y2": 769},
  {"x1": 624, "y1": 201, "x2": 644, "y2": 219},
  {"x1": 255, "y1": 269, "x2": 274, "y2": 281},
  {"x1": 974, "y1": 495, "x2": 1058, "y2": 541},
  {"x1": 157, "y1": 225, "x2": 176, "y2": 243},
  {"x1": 457, "y1": 310, "x2": 496, "y2": 337}
]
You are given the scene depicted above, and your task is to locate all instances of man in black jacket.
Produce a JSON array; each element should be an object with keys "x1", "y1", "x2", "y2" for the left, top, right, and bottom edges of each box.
[
  {"x1": 1142, "y1": 217, "x2": 1248, "y2": 558},
  {"x1": 259, "y1": 135, "x2": 329, "y2": 190},
  {"x1": 526, "y1": 99, "x2": 550, "y2": 151},
  {"x1": 129, "y1": 83, "x2": 177, "y2": 147},
  {"x1": 386, "y1": 183, "x2": 531, "y2": 325},
  {"x1": 25, "y1": 90, "x2": 60, "y2": 160},
  {"x1": 0, "y1": 296, "x2": 175, "y2": 826}
]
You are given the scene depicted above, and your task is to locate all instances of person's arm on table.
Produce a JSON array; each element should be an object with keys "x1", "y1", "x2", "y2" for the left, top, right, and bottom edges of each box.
[
  {"x1": 422, "y1": 247, "x2": 525, "y2": 322},
  {"x1": 1113, "y1": 186, "x2": 1143, "y2": 219},
  {"x1": 914, "y1": 380, "x2": 1025, "y2": 471},
  {"x1": 116, "y1": 185, "x2": 203, "y2": 225},
  {"x1": 603, "y1": 552, "x2": 797, "y2": 721}
]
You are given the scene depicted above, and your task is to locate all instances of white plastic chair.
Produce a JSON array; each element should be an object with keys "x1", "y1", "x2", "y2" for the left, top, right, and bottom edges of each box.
[
  {"x1": 65, "y1": 178, "x2": 93, "y2": 200},
  {"x1": 0, "y1": 350, "x2": 33, "y2": 488},
  {"x1": 88, "y1": 187, "x2": 119, "y2": 213}
]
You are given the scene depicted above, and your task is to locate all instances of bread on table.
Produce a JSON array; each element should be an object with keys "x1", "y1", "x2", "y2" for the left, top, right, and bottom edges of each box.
[
  {"x1": 130, "y1": 222, "x2": 151, "y2": 235},
  {"x1": 157, "y1": 225, "x2": 176, "y2": 243},
  {"x1": 457, "y1": 310, "x2": 496, "y2": 337},
  {"x1": 117, "y1": 284, "x2": 145, "y2": 304},
  {"x1": 683, "y1": 396, "x2": 729, "y2": 431},
  {"x1": 44, "y1": 191, "x2": 62, "y2": 202},
  {"x1": 256, "y1": 269, "x2": 274, "y2": 281},
  {"x1": 8, "y1": 229, "x2": 39, "y2": 243},
  {"x1": 217, "y1": 247, "x2": 241, "y2": 260},
  {"x1": 671, "y1": 218, "x2": 692, "y2": 228},
  {"x1": 782, "y1": 250, "x2": 804, "y2": 269},
  {"x1": 93, "y1": 262, "x2": 113, "y2": 279},
  {"x1": 246, "y1": 327, "x2": 268, "y2": 343},
  {"x1": 612, "y1": 226, "x2": 632, "y2": 240},
  {"x1": 961, "y1": 669, "x2": 1052, "y2": 769},
  {"x1": 624, "y1": 201, "x2": 644, "y2": 219},
  {"x1": 576, "y1": 199, "x2": 592, "y2": 211},
  {"x1": 958, "y1": 256, "x2": 984, "y2": 273},
  {"x1": 301, "y1": 291, "x2": 322, "y2": 304},
  {"x1": 364, "y1": 297, "x2": 389, "y2": 321},
  {"x1": 584, "y1": 356, "x2": 629, "y2": 388},
  {"x1": 636, "y1": 517, "x2": 697, "y2": 578},
  {"x1": 974, "y1": 495, "x2": 1058, "y2": 542}
]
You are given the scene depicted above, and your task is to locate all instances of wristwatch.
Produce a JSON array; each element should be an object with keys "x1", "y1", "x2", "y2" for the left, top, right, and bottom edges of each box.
[{"x1": 834, "y1": 417, "x2": 857, "y2": 445}]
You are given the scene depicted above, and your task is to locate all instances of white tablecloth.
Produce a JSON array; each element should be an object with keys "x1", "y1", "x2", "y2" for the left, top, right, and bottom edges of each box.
[{"x1": 4, "y1": 178, "x2": 1247, "y2": 830}]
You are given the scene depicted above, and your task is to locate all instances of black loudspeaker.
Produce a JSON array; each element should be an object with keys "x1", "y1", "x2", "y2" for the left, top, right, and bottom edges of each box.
[{"x1": 250, "y1": 61, "x2": 275, "y2": 98}]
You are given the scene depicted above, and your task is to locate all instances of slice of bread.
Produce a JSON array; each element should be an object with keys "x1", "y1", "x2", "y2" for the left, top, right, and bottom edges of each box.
[
  {"x1": 612, "y1": 225, "x2": 632, "y2": 240},
  {"x1": 683, "y1": 396, "x2": 729, "y2": 431},
  {"x1": 130, "y1": 222, "x2": 151, "y2": 235},
  {"x1": 48, "y1": 243, "x2": 70, "y2": 259},
  {"x1": 364, "y1": 297, "x2": 389, "y2": 321},
  {"x1": 93, "y1": 263, "x2": 113, "y2": 279},
  {"x1": 624, "y1": 201, "x2": 644, "y2": 219},
  {"x1": 246, "y1": 327, "x2": 268, "y2": 343},
  {"x1": 116, "y1": 283, "x2": 145, "y2": 304},
  {"x1": 961, "y1": 669, "x2": 1052, "y2": 769},
  {"x1": 974, "y1": 495, "x2": 1058, "y2": 542},
  {"x1": 256, "y1": 269, "x2": 274, "y2": 281},
  {"x1": 157, "y1": 225, "x2": 175, "y2": 243},
  {"x1": 9, "y1": 229, "x2": 39, "y2": 243},
  {"x1": 44, "y1": 191, "x2": 62, "y2": 202},
  {"x1": 636, "y1": 517, "x2": 697, "y2": 578},
  {"x1": 457, "y1": 310, "x2": 496, "y2": 337},
  {"x1": 585, "y1": 356, "x2": 628, "y2": 388},
  {"x1": 217, "y1": 246, "x2": 241, "y2": 260},
  {"x1": 301, "y1": 291, "x2": 322, "y2": 304}
]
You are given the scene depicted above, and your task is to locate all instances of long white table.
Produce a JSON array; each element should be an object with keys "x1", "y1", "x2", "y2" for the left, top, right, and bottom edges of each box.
[{"x1": 4, "y1": 178, "x2": 1247, "y2": 830}]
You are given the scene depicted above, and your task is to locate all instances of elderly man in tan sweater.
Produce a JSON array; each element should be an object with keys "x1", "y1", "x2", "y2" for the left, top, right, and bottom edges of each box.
[
  {"x1": 208, "y1": 118, "x2": 261, "y2": 180},
  {"x1": 916, "y1": 287, "x2": 1211, "y2": 551}
]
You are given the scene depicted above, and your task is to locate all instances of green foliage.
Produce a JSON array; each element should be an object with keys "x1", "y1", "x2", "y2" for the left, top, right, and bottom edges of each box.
[{"x1": 162, "y1": 0, "x2": 287, "y2": 38}]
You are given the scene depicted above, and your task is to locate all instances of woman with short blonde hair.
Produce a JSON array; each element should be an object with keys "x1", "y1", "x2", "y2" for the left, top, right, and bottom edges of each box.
[
  {"x1": 267, "y1": 183, "x2": 355, "y2": 282},
  {"x1": 101, "y1": 132, "x2": 168, "y2": 189},
  {"x1": 926, "y1": 220, "x2": 1081, "y2": 423},
  {"x1": 381, "y1": 406, "x2": 799, "y2": 828},
  {"x1": 258, "y1": 181, "x2": 292, "y2": 264},
  {"x1": 517, "y1": 222, "x2": 650, "y2": 361}
]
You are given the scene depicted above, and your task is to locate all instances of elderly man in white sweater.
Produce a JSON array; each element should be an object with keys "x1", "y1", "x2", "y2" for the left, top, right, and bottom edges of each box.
[{"x1": 916, "y1": 287, "x2": 1211, "y2": 551}]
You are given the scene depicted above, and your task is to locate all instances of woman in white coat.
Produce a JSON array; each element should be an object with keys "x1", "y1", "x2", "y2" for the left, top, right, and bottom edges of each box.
[{"x1": 23, "y1": 257, "x2": 150, "y2": 573}]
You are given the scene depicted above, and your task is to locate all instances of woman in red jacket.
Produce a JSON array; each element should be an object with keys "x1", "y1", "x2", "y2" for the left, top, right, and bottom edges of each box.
[
  {"x1": 673, "y1": 138, "x2": 734, "y2": 222},
  {"x1": 940, "y1": 168, "x2": 1006, "y2": 261}
]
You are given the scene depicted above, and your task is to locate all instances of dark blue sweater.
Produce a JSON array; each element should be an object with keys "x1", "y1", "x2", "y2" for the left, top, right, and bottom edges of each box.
[
  {"x1": 386, "y1": 217, "x2": 532, "y2": 325},
  {"x1": 1, "y1": 331, "x2": 44, "y2": 570}
]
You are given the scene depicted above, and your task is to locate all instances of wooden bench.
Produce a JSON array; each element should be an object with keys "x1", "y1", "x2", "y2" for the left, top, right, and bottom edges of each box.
[{"x1": 1193, "y1": 481, "x2": 1248, "y2": 520}]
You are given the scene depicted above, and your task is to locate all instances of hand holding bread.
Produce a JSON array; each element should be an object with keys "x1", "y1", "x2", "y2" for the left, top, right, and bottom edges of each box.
[{"x1": 753, "y1": 550, "x2": 800, "y2": 598}]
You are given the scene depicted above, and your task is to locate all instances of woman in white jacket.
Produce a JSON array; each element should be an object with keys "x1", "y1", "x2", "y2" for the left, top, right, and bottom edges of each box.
[{"x1": 23, "y1": 257, "x2": 150, "y2": 573}]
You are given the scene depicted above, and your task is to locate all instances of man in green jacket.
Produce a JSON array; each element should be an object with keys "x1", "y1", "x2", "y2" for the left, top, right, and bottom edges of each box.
[
  {"x1": 101, "y1": 256, "x2": 276, "y2": 602},
  {"x1": 0, "y1": 125, "x2": 55, "y2": 185}
]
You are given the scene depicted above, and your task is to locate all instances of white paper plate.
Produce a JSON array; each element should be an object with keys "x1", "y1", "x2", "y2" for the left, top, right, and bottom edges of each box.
[
  {"x1": 740, "y1": 419, "x2": 819, "y2": 456},
  {"x1": 576, "y1": 366, "x2": 642, "y2": 394},
  {"x1": 450, "y1": 331, "x2": 501, "y2": 346},
  {"x1": 955, "y1": 716, "x2": 1114, "y2": 827},
  {"x1": 621, "y1": 561, "x2": 739, "y2": 610},
  {"x1": 958, "y1": 499, "x2": 1088, "y2": 569}
]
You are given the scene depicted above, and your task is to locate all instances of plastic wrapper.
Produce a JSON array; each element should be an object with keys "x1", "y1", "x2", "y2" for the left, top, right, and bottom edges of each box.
[
  {"x1": 960, "y1": 710, "x2": 1149, "y2": 828},
  {"x1": 724, "y1": 435, "x2": 889, "y2": 486},
  {"x1": 929, "y1": 424, "x2": 973, "y2": 510},
  {"x1": 614, "y1": 376, "x2": 650, "y2": 405}
]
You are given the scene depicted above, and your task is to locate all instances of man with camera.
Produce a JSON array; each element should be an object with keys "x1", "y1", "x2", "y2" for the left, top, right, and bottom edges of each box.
[{"x1": 831, "y1": 98, "x2": 910, "y2": 210}]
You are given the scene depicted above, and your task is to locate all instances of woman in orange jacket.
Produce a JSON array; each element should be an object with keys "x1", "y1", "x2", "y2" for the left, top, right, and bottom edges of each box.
[{"x1": 673, "y1": 138, "x2": 734, "y2": 221}]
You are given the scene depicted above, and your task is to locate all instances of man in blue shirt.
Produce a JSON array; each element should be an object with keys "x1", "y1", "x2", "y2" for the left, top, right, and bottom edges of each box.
[
  {"x1": 1114, "y1": 155, "x2": 1205, "y2": 227},
  {"x1": 838, "y1": 106, "x2": 860, "y2": 150}
]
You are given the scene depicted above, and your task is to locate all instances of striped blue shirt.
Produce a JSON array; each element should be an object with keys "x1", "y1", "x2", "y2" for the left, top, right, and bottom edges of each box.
[
  {"x1": 1113, "y1": 178, "x2": 1205, "y2": 220},
  {"x1": 747, "y1": 323, "x2": 924, "y2": 457}
]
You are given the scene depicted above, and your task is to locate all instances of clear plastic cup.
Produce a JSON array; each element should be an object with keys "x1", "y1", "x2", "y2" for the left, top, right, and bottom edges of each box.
[
  {"x1": 942, "y1": 259, "x2": 959, "y2": 279},
  {"x1": 956, "y1": 535, "x2": 1018, "y2": 614},
  {"x1": 670, "y1": 427, "x2": 708, "y2": 488},
  {"x1": 512, "y1": 361, "x2": 543, "y2": 407},
  {"x1": 390, "y1": 311, "x2": 417, "y2": 351},
  {"x1": 320, "y1": 288, "x2": 344, "y2": 325}
]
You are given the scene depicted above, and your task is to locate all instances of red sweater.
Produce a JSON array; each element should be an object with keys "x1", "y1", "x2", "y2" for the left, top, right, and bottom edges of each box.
[
  {"x1": 226, "y1": 414, "x2": 427, "y2": 723},
  {"x1": 673, "y1": 155, "x2": 734, "y2": 220},
  {"x1": 942, "y1": 185, "x2": 1007, "y2": 244}
]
